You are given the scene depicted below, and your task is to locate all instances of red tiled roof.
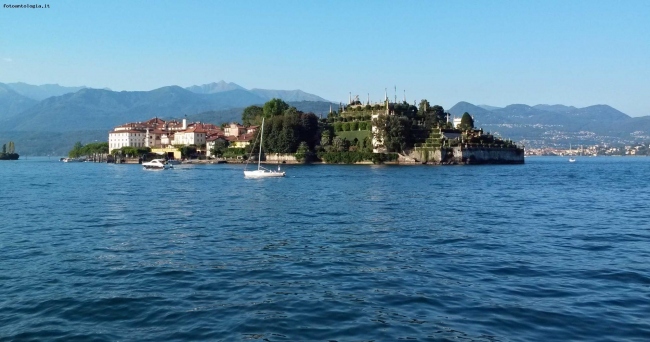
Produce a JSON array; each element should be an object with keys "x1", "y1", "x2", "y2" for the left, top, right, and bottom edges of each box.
[
  {"x1": 226, "y1": 133, "x2": 255, "y2": 142},
  {"x1": 143, "y1": 117, "x2": 166, "y2": 126},
  {"x1": 109, "y1": 129, "x2": 146, "y2": 134},
  {"x1": 207, "y1": 135, "x2": 226, "y2": 142}
]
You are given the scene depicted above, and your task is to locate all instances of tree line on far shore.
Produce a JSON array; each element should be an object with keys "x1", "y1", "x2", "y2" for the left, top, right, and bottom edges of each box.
[
  {"x1": 63, "y1": 98, "x2": 485, "y2": 164},
  {"x1": 0, "y1": 141, "x2": 19, "y2": 160}
]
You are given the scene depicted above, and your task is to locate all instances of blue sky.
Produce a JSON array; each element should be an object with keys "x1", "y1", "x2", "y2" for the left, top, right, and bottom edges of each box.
[{"x1": 1, "y1": 0, "x2": 649, "y2": 116}]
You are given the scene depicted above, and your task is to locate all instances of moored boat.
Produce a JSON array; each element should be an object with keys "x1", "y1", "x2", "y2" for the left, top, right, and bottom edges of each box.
[
  {"x1": 142, "y1": 159, "x2": 172, "y2": 170},
  {"x1": 244, "y1": 117, "x2": 285, "y2": 178}
]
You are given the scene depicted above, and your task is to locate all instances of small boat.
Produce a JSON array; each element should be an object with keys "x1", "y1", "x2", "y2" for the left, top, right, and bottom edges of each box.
[
  {"x1": 142, "y1": 159, "x2": 172, "y2": 170},
  {"x1": 61, "y1": 157, "x2": 84, "y2": 162},
  {"x1": 244, "y1": 117, "x2": 285, "y2": 178},
  {"x1": 166, "y1": 159, "x2": 181, "y2": 166},
  {"x1": 569, "y1": 158, "x2": 576, "y2": 163}
]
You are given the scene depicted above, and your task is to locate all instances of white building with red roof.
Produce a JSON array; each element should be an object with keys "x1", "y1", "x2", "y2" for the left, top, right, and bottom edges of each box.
[
  {"x1": 172, "y1": 123, "x2": 208, "y2": 146},
  {"x1": 224, "y1": 123, "x2": 247, "y2": 137},
  {"x1": 109, "y1": 117, "x2": 253, "y2": 155}
]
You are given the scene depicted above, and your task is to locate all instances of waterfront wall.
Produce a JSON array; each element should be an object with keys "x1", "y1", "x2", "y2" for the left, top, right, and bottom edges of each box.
[
  {"x1": 265, "y1": 153, "x2": 298, "y2": 163},
  {"x1": 410, "y1": 146, "x2": 524, "y2": 164},
  {"x1": 454, "y1": 146, "x2": 524, "y2": 164}
]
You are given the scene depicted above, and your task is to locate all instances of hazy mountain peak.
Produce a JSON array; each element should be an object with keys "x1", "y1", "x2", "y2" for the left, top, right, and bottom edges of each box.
[
  {"x1": 532, "y1": 104, "x2": 577, "y2": 113},
  {"x1": 448, "y1": 101, "x2": 490, "y2": 115},
  {"x1": 0, "y1": 82, "x2": 39, "y2": 118},
  {"x1": 477, "y1": 104, "x2": 502, "y2": 111},
  {"x1": 249, "y1": 88, "x2": 328, "y2": 102},
  {"x1": 185, "y1": 81, "x2": 245, "y2": 94},
  {"x1": 5, "y1": 82, "x2": 88, "y2": 100}
]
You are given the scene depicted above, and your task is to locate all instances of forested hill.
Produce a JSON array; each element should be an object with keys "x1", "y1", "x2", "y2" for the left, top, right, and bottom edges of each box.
[
  {"x1": 448, "y1": 101, "x2": 650, "y2": 147},
  {"x1": 187, "y1": 101, "x2": 335, "y2": 125},
  {"x1": 0, "y1": 82, "x2": 330, "y2": 132},
  {"x1": 5, "y1": 87, "x2": 268, "y2": 131}
]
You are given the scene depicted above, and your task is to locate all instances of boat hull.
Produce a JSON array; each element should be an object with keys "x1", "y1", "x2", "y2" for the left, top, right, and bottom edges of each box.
[
  {"x1": 143, "y1": 165, "x2": 171, "y2": 170},
  {"x1": 244, "y1": 170, "x2": 285, "y2": 178},
  {"x1": 142, "y1": 159, "x2": 172, "y2": 169}
]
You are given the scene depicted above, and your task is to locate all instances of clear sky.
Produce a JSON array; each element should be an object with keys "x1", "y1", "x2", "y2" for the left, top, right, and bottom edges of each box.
[{"x1": 1, "y1": 0, "x2": 649, "y2": 116}]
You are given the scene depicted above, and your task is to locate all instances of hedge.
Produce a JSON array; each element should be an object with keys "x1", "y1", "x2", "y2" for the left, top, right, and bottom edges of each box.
[{"x1": 317, "y1": 152, "x2": 397, "y2": 164}]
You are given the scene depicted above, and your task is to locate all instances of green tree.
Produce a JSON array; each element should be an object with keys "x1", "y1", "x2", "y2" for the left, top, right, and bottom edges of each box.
[
  {"x1": 83, "y1": 142, "x2": 109, "y2": 154},
  {"x1": 242, "y1": 105, "x2": 264, "y2": 126},
  {"x1": 418, "y1": 99, "x2": 431, "y2": 114},
  {"x1": 372, "y1": 115, "x2": 411, "y2": 152},
  {"x1": 341, "y1": 138, "x2": 351, "y2": 152},
  {"x1": 263, "y1": 98, "x2": 290, "y2": 117},
  {"x1": 210, "y1": 139, "x2": 229, "y2": 157},
  {"x1": 298, "y1": 113, "x2": 320, "y2": 150},
  {"x1": 362, "y1": 136, "x2": 372, "y2": 152},
  {"x1": 460, "y1": 112, "x2": 475, "y2": 130},
  {"x1": 179, "y1": 145, "x2": 197, "y2": 159},
  {"x1": 321, "y1": 131, "x2": 331, "y2": 147},
  {"x1": 295, "y1": 141, "x2": 315, "y2": 162},
  {"x1": 332, "y1": 136, "x2": 344, "y2": 152},
  {"x1": 350, "y1": 121, "x2": 359, "y2": 131},
  {"x1": 425, "y1": 105, "x2": 445, "y2": 129},
  {"x1": 68, "y1": 141, "x2": 83, "y2": 158},
  {"x1": 342, "y1": 122, "x2": 350, "y2": 131}
]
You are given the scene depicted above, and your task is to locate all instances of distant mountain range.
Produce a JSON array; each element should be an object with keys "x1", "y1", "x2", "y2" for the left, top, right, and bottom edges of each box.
[
  {"x1": 448, "y1": 102, "x2": 650, "y2": 147},
  {"x1": 185, "y1": 81, "x2": 328, "y2": 102},
  {"x1": 1, "y1": 80, "x2": 649, "y2": 154},
  {"x1": 0, "y1": 83, "x2": 38, "y2": 117},
  {"x1": 0, "y1": 81, "x2": 331, "y2": 132},
  {"x1": 4, "y1": 82, "x2": 92, "y2": 101}
]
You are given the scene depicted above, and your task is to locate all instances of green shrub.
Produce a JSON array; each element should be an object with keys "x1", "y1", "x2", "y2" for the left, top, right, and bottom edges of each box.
[
  {"x1": 350, "y1": 121, "x2": 359, "y2": 131},
  {"x1": 342, "y1": 122, "x2": 350, "y2": 131},
  {"x1": 316, "y1": 152, "x2": 397, "y2": 164},
  {"x1": 222, "y1": 148, "x2": 246, "y2": 158}
]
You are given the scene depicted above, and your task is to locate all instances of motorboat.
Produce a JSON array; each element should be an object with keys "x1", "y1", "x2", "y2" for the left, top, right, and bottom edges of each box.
[
  {"x1": 61, "y1": 157, "x2": 84, "y2": 162},
  {"x1": 142, "y1": 159, "x2": 172, "y2": 170},
  {"x1": 569, "y1": 158, "x2": 576, "y2": 163}
]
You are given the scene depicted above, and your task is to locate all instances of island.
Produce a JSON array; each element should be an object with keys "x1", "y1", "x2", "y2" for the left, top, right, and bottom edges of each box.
[
  {"x1": 0, "y1": 141, "x2": 19, "y2": 160},
  {"x1": 69, "y1": 95, "x2": 524, "y2": 165}
]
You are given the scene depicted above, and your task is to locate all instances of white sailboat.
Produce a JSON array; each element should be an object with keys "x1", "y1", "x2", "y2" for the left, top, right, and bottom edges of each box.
[{"x1": 244, "y1": 117, "x2": 285, "y2": 178}]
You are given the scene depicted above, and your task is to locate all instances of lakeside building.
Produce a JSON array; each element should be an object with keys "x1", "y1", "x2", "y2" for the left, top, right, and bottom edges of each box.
[{"x1": 109, "y1": 117, "x2": 259, "y2": 158}]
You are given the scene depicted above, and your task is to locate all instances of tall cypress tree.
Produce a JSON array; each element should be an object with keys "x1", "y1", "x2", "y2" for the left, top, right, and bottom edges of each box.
[{"x1": 460, "y1": 112, "x2": 475, "y2": 130}]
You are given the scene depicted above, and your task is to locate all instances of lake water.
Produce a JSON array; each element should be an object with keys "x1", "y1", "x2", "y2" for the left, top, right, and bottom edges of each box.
[{"x1": 1, "y1": 157, "x2": 649, "y2": 341}]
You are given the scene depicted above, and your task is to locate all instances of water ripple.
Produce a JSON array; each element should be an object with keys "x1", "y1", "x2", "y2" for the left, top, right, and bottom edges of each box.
[{"x1": 1, "y1": 158, "x2": 650, "y2": 341}]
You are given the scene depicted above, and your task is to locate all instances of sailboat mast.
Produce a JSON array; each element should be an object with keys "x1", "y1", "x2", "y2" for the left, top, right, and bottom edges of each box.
[{"x1": 258, "y1": 118, "x2": 264, "y2": 170}]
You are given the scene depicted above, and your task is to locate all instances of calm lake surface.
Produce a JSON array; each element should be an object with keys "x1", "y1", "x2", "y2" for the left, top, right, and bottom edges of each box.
[{"x1": 1, "y1": 157, "x2": 649, "y2": 341}]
